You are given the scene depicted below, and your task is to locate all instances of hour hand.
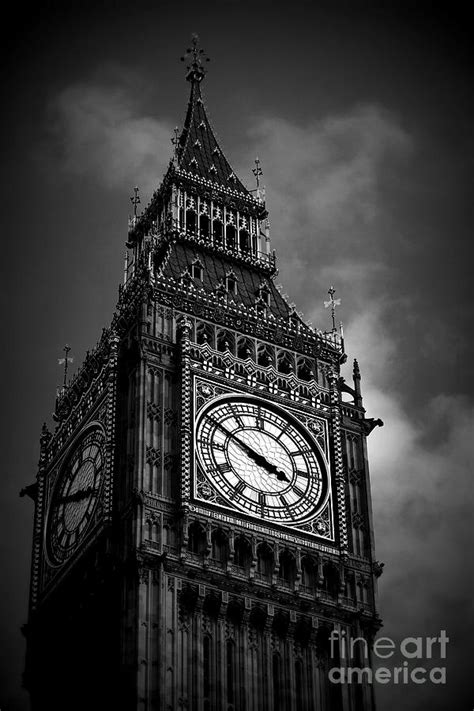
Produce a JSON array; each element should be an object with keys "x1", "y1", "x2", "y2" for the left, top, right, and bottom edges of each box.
[
  {"x1": 235, "y1": 440, "x2": 289, "y2": 482},
  {"x1": 58, "y1": 486, "x2": 96, "y2": 504}
]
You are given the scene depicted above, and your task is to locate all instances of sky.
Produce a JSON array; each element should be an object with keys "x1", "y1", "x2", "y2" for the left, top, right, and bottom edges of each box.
[{"x1": 1, "y1": 2, "x2": 473, "y2": 709}]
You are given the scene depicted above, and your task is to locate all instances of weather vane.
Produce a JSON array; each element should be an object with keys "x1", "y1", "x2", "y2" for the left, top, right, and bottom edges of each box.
[
  {"x1": 58, "y1": 345, "x2": 73, "y2": 388},
  {"x1": 324, "y1": 286, "x2": 341, "y2": 331},
  {"x1": 180, "y1": 34, "x2": 210, "y2": 82},
  {"x1": 130, "y1": 186, "x2": 140, "y2": 217}
]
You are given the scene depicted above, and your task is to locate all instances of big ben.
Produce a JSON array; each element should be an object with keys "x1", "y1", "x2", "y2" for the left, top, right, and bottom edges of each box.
[{"x1": 23, "y1": 37, "x2": 383, "y2": 711}]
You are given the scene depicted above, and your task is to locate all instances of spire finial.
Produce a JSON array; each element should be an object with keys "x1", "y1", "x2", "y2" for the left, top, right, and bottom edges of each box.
[
  {"x1": 171, "y1": 126, "x2": 180, "y2": 160},
  {"x1": 324, "y1": 286, "x2": 341, "y2": 331},
  {"x1": 252, "y1": 157, "x2": 263, "y2": 198},
  {"x1": 58, "y1": 344, "x2": 73, "y2": 388},
  {"x1": 130, "y1": 186, "x2": 140, "y2": 217},
  {"x1": 180, "y1": 34, "x2": 210, "y2": 83}
]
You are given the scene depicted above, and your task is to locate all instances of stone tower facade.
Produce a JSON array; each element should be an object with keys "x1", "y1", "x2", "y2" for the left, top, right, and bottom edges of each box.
[{"x1": 23, "y1": 39, "x2": 383, "y2": 711}]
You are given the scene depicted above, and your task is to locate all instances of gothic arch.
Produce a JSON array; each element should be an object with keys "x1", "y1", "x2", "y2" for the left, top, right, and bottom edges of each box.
[
  {"x1": 256, "y1": 542, "x2": 274, "y2": 579},
  {"x1": 278, "y1": 548, "x2": 297, "y2": 587},
  {"x1": 187, "y1": 521, "x2": 207, "y2": 555},
  {"x1": 233, "y1": 535, "x2": 252, "y2": 571},
  {"x1": 211, "y1": 528, "x2": 229, "y2": 564}
]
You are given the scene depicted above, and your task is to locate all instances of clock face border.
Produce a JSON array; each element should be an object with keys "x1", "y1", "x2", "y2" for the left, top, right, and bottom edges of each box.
[
  {"x1": 192, "y1": 379, "x2": 334, "y2": 539},
  {"x1": 45, "y1": 423, "x2": 107, "y2": 567}
]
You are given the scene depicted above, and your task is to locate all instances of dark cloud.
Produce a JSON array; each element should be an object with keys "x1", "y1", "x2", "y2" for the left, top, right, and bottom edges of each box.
[
  {"x1": 1, "y1": 4, "x2": 473, "y2": 708},
  {"x1": 49, "y1": 76, "x2": 173, "y2": 193}
]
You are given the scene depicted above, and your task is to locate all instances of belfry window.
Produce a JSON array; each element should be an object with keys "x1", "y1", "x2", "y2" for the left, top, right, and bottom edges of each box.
[
  {"x1": 226, "y1": 223, "x2": 236, "y2": 250},
  {"x1": 199, "y1": 212, "x2": 209, "y2": 238},
  {"x1": 239, "y1": 228, "x2": 250, "y2": 252}
]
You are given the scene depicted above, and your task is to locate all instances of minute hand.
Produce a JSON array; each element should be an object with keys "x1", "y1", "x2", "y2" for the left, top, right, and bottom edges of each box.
[{"x1": 209, "y1": 417, "x2": 289, "y2": 482}]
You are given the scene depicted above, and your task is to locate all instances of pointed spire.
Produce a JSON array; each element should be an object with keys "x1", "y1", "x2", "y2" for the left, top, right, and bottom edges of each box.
[{"x1": 175, "y1": 51, "x2": 248, "y2": 195}]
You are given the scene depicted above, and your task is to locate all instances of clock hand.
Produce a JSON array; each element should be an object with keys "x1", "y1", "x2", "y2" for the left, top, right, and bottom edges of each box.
[
  {"x1": 58, "y1": 486, "x2": 97, "y2": 504},
  {"x1": 208, "y1": 416, "x2": 290, "y2": 482}
]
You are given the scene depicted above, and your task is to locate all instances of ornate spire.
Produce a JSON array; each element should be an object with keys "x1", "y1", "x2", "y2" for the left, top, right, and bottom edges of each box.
[
  {"x1": 58, "y1": 345, "x2": 73, "y2": 389},
  {"x1": 130, "y1": 186, "x2": 140, "y2": 217},
  {"x1": 175, "y1": 40, "x2": 248, "y2": 196},
  {"x1": 180, "y1": 34, "x2": 210, "y2": 83}
]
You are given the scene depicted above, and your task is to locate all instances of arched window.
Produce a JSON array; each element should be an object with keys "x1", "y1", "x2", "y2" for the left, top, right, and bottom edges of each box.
[
  {"x1": 323, "y1": 562, "x2": 340, "y2": 598},
  {"x1": 301, "y1": 555, "x2": 316, "y2": 590},
  {"x1": 237, "y1": 336, "x2": 254, "y2": 360},
  {"x1": 277, "y1": 350, "x2": 294, "y2": 374},
  {"x1": 196, "y1": 321, "x2": 214, "y2": 346},
  {"x1": 225, "y1": 271, "x2": 237, "y2": 295},
  {"x1": 213, "y1": 219, "x2": 223, "y2": 245},
  {"x1": 216, "y1": 329, "x2": 235, "y2": 354},
  {"x1": 239, "y1": 229, "x2": 250, "y2": 252},
  {"x1": 297, "y1": 357, "x2": 313, "y2": 382},
  {"x1": 199, "y1": 213, "x2": 209, "y2": 238},
  {"x1": 234, "y1": 536, "x2": 252, "y2": 571},
  {"x1": 256, "y1": 543, "x2": 274, "y2": 579},
  {"x1": 186, "y1": 209, "x2": 196, "y2": 233},
  {"x1": 191, "y1": 259, "x2": 203, "y2": 281},
  {"x1": 226, "y1": 224, "x2": 236, "y2": 251},
  {"x1": 257, "y1": 344, "x2": 274, "y2": 367},
  {"x1": 187, "y1": 521, "x2": 207, "y2": 555},
  {"x1": 278, "y1": 549, "x2": 297, "y2": 587},
  {"x1": 211, "y1": 529, "x2": 228, "y2": 564}
]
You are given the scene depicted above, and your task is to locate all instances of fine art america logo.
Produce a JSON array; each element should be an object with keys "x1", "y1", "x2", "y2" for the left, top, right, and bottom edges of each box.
[{"x1": 329, "y1": 630, "x2": 448, "y2": 685}]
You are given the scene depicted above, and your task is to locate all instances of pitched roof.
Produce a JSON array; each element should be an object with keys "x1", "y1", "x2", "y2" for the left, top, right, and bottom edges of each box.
[
  {"x1": 159, "y1": 242, "x2": 291, "y2": 321},
  {"x1": 176, "y1": 80, "x2": 249, "y2": 196}
]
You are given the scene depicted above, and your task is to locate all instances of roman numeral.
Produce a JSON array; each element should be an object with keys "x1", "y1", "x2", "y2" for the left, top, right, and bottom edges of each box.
[
  {"x1": 296, "y1": 469, "x2": 309, "y2": 478},
  {"x1": 291, "y1": 448, "x2": 311, "y2": 457},
  {"x1": 276, "y1": 423, "x2": 291, "y2": 440},
  {"x1": 255, "y1": 416, "x2": 265, "y2": 430},
  {"x1": 293, "y1": 486, "x2": 305, "y2": 498},
  {"x1": 229, "y1": 405, "x2": 245, "y2": 427},
  {"x1": 218, "y1": 462, "x2": 231, "y2": 473},
  {"x1": 235, "y1": 480, "x2": 246, "y2": 494}
]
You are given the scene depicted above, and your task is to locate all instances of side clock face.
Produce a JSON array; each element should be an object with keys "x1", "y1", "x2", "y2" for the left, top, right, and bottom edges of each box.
[
  {"x1": 47, "y1": 428, "x2": 106, "y2": 565},
  {"x1": 196, "y1": 395, "x2": 327, "y2": 523}
]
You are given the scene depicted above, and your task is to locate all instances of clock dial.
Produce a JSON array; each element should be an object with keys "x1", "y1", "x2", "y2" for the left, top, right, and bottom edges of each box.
[
  {"x1": 47, "y1": 428, "x2": 106, "y2": 564},
  {"x1": 195, "y1": 395, "x2": 326, "y2": 523}
]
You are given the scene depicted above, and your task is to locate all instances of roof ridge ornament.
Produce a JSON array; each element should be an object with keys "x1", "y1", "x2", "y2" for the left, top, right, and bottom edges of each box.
[{"x1": 180, "y1": 34, "x2": 210, "y2": 83}]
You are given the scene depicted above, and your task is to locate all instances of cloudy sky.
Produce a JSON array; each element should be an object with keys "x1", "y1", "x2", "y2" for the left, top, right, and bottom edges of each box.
[{"x1": 1, "y1": 2, "x2": 473, "y2": 709}]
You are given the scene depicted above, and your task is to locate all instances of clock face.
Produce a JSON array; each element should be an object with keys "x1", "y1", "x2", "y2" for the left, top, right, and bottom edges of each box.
[
  {"x1": 195, "y1": 395, "x2": 327, "y2": 523},
  {"x1": 47, "y1": 428, "x2": 106, "y2": 565}
]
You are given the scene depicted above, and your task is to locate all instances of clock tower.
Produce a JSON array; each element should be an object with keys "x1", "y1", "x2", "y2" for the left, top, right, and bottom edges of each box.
[{"x1": 23, "y1": 37, "x2": 383, "y2": 711}]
